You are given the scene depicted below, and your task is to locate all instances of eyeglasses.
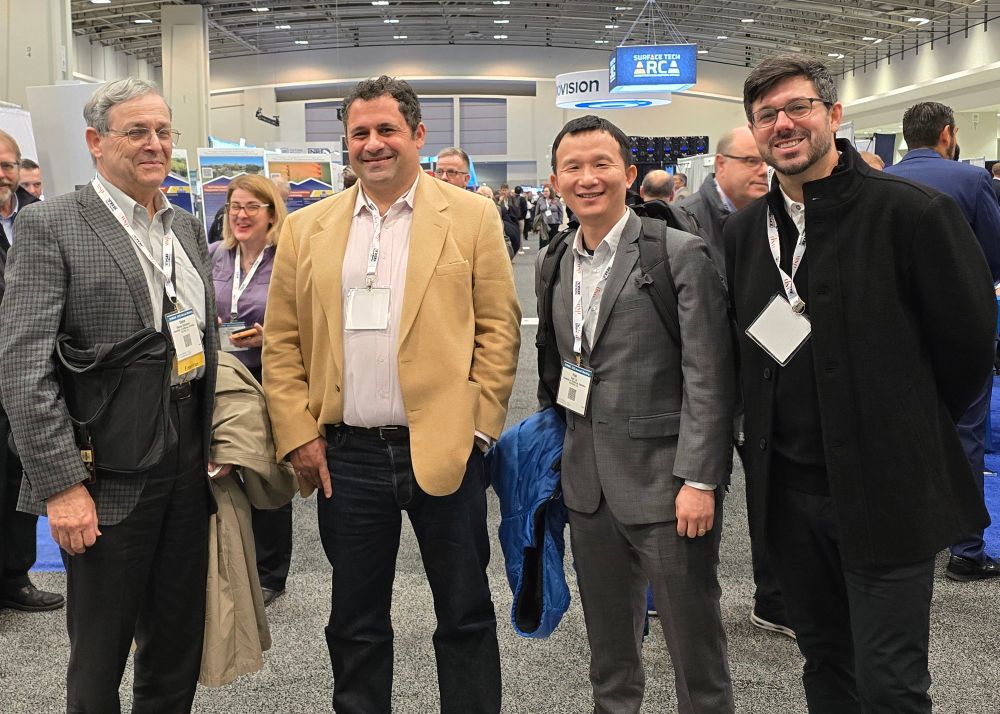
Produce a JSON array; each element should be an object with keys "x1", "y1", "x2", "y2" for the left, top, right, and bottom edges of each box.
[
  {"x1": 721, "y1": 154, "x2": 765, "y2": 168},
  {"x1": 106, "y1": 127, "x2": 181, "y2": 146},
  {"x1": 750, "y1": 97, "x2": 832, "y2": 128},
  {"x1": 434, "y1": 168, "x2": 468, "y2": 179},
  {"x1": 0, "y1": 161, "x2": 19, "y2": 173},
  {"x1": 226, "y1": 202, "x2": 270, "y2": 216}
]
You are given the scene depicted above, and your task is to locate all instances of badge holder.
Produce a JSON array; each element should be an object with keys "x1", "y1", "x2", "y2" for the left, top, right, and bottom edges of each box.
[
  {"x1": 165, "y1": 303, "x2": 206, "y2": 375},
  {"x1": 556, "y1": 360, "x2": 594, "y2": 416},
  {"x1": 745, "y1": 294, "x2": 811, "y2": 367},
  {"x1": 345, "y1": 283, "x2": 391, "y2": 331},
  {"x1": 219, "y1": 321, "x2": 249, "y2": 352}
]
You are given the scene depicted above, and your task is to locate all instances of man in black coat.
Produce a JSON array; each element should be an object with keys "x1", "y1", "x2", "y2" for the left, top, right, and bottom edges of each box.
[
  {"x1": 724, "y1": 55, "x2": 996, "y2": 714},
  {"x1": 0, "y1": 129, "x2": 64, "y2": 613}
]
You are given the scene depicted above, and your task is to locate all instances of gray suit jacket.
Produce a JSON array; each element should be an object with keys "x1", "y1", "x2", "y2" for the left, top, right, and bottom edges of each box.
[
  {"x1": 537, "y1": 210, "x2": 735, "y2": 525},
  {"x1": 0, "y1": 184, "x2": 219, "y2": 525}
]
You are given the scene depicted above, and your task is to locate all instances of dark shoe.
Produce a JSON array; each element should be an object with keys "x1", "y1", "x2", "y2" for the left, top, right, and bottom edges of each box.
[
  {"x1": 262, "y1": 587, "x2": 285, "y2": 607},
  {"x1": 0, "y1": 583, "x2": 65, "y2": 612},
  {"x1": 946, "y1": 554, "x2": 1000, "y2": 582},
  {"x1": 750, "y1": 602, "x2": 796, "y2": 640}
]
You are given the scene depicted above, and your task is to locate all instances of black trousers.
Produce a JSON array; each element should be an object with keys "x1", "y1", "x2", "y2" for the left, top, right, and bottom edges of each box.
[
  {"x1": 317, "y1": 427, "x2": 501, "y2": 714},
  {"x1": 0, "y1": 426, "x2": 37, "y2": 593},
  {"x1": 767, "y1": 485, "x2": 934, "y2": 714},
  {"x1": 64, "y1": 392, "x2": 210, "y2": 714},
  {"x1": 251, "y1": 502, "x2": 292, "y2": 590}
]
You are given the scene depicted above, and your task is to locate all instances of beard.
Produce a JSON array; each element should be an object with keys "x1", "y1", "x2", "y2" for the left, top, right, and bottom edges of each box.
[
  {"x1": 763, "y1": 128, "x2": 835, "y2": 177},
  {"x1": 0, "y1": 183, "x2": 12, "y2": 209}
]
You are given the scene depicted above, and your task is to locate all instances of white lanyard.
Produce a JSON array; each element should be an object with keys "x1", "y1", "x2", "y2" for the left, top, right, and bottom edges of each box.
[
  {"x1": 362, "y1": 197, "x2": 384, "y2": 289},
  {"x1": 92, "y1": 177, "x2": 178, "y2": 306},
  {"x1": 766, "y1": 207, "x2": 807, "y2": 313},
  {"x1": 571, "y1": 247, "x2": 615, "y2": 359},
  {"x1": 231, "y1": 246, "x2": 267, "y2": 319}
]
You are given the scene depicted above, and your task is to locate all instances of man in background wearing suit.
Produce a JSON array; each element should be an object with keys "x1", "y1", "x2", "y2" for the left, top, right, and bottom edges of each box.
[
  {"x1": 883, "y1": 101, "x2": 1000, "y2": 582},
  {"x1": 0, "y1": 79, "x2": 218, "y2": 712},
  {"x1": 537, "y1": 115, "x2": 736, "y2": 714},
  {"x1": 263, "y1": 76, "x2": 520, "y2": 713},
  {"x1": 0, "y1": 130, "x2": 63, "y2": 614},
  {"x1": 992, "y1": 162, "x2": 1000, "y2": 202}
]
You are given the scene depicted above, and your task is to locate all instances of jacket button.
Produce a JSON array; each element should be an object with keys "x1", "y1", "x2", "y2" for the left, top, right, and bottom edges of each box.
[
  {"x1": 759, "y1": 438, "x2": 767, "y2": 451},
  {"x1": 335, "y1": 384, "x2": 341, "y2": 392},
  {"x1": 763, "y1": 367, "x2": 772, "y2": 380}
]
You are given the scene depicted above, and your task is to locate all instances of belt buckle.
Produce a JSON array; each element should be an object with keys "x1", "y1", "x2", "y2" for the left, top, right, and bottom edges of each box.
[{"x1": 378, "y1": 426, "x2": 400, "y2": 440}]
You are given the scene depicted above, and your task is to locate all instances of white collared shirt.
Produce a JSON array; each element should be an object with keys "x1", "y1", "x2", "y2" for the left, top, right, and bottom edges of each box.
[
  {"x1": 96, "y1": 173, "x2": 207, "y2": 381},
  {"x1": 1, "y1": 191, "x2": 21, "y2": 244},
  {"x1": 341, "y1": 176, "x2": 420, "y2": 428},
  {"x1": 571, "y1": 207, "x2": 630, "y2": 347},
  {"x1": 779, "y1": 186, "x2": 806, "y2": 238}
]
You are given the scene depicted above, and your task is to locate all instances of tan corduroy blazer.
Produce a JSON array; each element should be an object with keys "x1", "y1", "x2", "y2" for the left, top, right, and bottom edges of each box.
[{"x1": 263, "y1": 172, "x2": 521, "y2": 496}]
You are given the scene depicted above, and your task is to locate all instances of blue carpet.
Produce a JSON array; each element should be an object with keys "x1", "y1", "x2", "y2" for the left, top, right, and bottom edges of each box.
[
  {"x1": 31, "y1": 516, "x2": 64, "y2": 572},
  {"x1": 986, "y1": 475, "x2": 1000, "y2": 558}
]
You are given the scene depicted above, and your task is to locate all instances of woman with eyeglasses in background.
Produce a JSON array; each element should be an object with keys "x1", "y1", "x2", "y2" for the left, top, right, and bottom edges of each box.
[{"x1": 211, "y1": 173, "x2": 292, "y2": 608}]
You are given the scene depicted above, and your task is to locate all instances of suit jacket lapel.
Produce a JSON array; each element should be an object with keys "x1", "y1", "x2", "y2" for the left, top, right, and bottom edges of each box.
[
  {"x1": 172, "y1": 214, "x2": 213, "y2": 317},
  {"x1": 77, "y1": 184, "x2": 157, "y2": 329},
  {"x1": 590, "y1": 211, "x2": 641, "y2": 350},
  {"x1": 309, "y1": 184, "x2": 358, "y2": 378},
  {"x1": 399, "y1": 174, "x2": 449, "y2": 348}
]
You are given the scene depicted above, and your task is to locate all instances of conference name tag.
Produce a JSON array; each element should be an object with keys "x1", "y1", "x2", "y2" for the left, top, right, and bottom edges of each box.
[
  {"x1": 219, "y1": 321, "x2": 248, "y2": 353},
  {"x1": 345, "y1": 287, "x2": 391, "y2": 330},
  {"x1": 557, "y1": 361, "x2": 594, "y2": 416},
  {"x1": 745, "y1": 294, "x2": 811, "y2": 366},
  {"x1": 165, "y1": 308, "x2": 206, "y2": 375}
]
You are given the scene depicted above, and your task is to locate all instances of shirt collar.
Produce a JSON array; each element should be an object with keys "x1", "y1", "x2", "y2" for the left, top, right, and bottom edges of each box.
[
  {"x1": 354, "y1": 174, "x2": 420, "y2": 218},
  {"x1": 714, "y1": 176, "x2": 737, "y2": 214},
  {"x1": 1, "y1": 191, "x2": 19, "y2": 221},
  {"x1": 572, "y1": 207, "x2": 630, "y2": 258},
  {"x1": 96, "y1": 172, "x2": 173, "y2": 230}
]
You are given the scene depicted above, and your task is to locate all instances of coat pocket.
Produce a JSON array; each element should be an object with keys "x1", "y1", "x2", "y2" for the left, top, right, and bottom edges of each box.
[
  {"x1": 435, "y1": 260, "x2": 470, "y2": 276},
  {"x1": 627, "y1": 412, "x2": 681, "y2": 439}
]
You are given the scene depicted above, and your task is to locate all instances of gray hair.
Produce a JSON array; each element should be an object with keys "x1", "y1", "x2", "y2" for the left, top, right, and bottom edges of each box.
[
  {"x1": 83, "y1": 78, "x2": 170, "y2": 134},
  {"x1": 437, "y1": 146, "x2": 470, "y2": 170}
]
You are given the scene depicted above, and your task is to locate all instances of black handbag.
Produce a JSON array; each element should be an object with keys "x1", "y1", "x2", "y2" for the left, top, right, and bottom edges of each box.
[{"x1": 56, "y1": 328, "x2": 175, "y2": 475}]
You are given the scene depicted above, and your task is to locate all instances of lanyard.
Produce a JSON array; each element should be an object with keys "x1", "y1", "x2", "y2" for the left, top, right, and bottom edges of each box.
[
  {"x1": 572, "y1": 247, "x2": 615, "y2": 359},
  {"x1": 363, "y1": 197, "x2": 384, "y2": 289},
  {"x1": 766, "y1": 207, "x2": 807, "y2": 313},
  {"x1": 231, "y1": 245, "x2": 267, "y2": 320},
  {"x1": 92, "y1": 177, "x2": 178, "y2": 306}
]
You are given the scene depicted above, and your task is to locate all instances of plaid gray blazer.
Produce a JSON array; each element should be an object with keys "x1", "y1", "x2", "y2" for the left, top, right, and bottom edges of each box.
[{"x1": 0, "y1": 183, "x2": 219, "y2": 525}]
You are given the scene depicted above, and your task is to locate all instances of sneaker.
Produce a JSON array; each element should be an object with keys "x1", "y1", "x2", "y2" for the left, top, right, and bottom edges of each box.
[{"x1": 750, "y1": 602, "x2": 796, "y2": 640}]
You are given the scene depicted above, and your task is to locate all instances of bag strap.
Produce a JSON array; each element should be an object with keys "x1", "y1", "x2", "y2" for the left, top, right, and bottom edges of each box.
[
  {"x1": 636, "y1": 216, "x2": 681, "y2": 345},
  {"x1": 535, "y1": 228, "x2": 573, "y2": 413}
]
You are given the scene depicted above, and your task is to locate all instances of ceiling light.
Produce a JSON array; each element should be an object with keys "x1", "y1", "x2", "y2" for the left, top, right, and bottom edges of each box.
[
  {"x1": 605, "y1": 24, "x2": 619, "y2": 29},
  {"x1": 615, "y1": 6, "x2": 631, "y2": 10},
  {"x1": 494, "y1": 19, "x2": 509, "y2": 24},
  {"x1": 372, "y1": 1, "x2": 389, "y2": 5},
  {"x1": 826, "y1": 52, "x2": 844, "y2": 59},
  {"x1": 907, "y1": 17, "x2": 930, "y2": 25},
  {"x1": 493, "y1": 34, "x2": 508, "y2": 39},
  {"x1": 716, "y1": 35, "x2": 728, "y2": 40},
  {"x1": 873, "y1": 38, "x2": 883, "y2": 44},
  {"x1": 862, "y1": 36, "x2": 877, "y2": 40},
  {"x1": 493, "y1": 0, "x2": 511, "y2": 4},
  {"x1": 384, "y1": 18, "x2": 399, "y2": 23},
  {"x1": 90, "y1": 0, "x2": 111, "y2": 4},
  {"x1": 275, "y1": 24, "x2": 291, "y2": 29},
  {"x1": 594, "y1": 39, "x2": 609, "y2": 44},
  {"x1": 698, "y1": 49, "x2": 708, "y2": 54},
  {"x1": 393, "y1": 34, "x2": 408, "y2": 39},
  {"x1": 250, "y1": 6, "x2": 270, "y2": 12},
  {"x1": 134, "y1": 18, "x2": 154, "y2": 24},
  {"x1": 294, "y1": 39, "x2": 309, "y2": 45}
]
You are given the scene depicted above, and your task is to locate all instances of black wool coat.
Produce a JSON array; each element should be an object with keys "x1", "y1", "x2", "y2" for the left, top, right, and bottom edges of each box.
[{"x1": 724, "y1": 140, "x2": 996, "y2": 568}]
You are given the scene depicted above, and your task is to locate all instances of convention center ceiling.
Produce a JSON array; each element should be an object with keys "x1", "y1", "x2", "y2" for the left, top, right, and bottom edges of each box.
[{"x1": 70, "y1": 0, "x2": 996, "y2": 72}]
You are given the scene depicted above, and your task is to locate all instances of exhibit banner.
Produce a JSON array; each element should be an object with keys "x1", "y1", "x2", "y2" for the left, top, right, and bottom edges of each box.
[
  {"x1": 161, "y1": 149, "x2": 194, "y2": 214},
  {"x1": 555, "y1": 70, "x2": 671, "y2": 110},
  {"x1": 196, "y1": 148, "x2": 267, "y2": 233},
  {"x1": 610, "y1": 44, "x2": 698, "y2": 93},
  {"x1": 264, "y1": 152, "x2": 341, "y2": 212}
]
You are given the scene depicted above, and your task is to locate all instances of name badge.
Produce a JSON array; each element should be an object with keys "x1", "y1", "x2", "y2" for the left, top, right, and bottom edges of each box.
[
  {"x1": 745, "y1": 294, "x2": 811, "y2": 366},
  {"x1": 545, "y1": 209, "x2": 553, "y2": 218},
  {"x1": 557, "y1": 360, "x2": 594, "y2": 416},
  {"x1": 219, "y1": 321, "x2": 248, "y2": 353},
  {"x1": 165, "y1": 307, "x2": 206, "y2": 375},
  {"x1": 345, "y1": 287, "x2": 391, "y2": 330}
]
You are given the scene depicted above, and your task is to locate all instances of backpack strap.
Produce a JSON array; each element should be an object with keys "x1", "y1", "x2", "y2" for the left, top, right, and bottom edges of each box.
[
  {"x1": 536, "y1": 228, "x2": 574, "y2": 413},
  {"x1": 635, "y1": 216, "x2": 681, "y2": 346}
]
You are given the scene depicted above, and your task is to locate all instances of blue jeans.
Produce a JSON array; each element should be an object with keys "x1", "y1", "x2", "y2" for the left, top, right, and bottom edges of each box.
[{"x1": 317, "y1": 427, "x2": 501, "y2": 714}]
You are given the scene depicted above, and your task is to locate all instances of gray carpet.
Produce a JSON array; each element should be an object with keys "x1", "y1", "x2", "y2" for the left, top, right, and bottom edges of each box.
[{"x1": 2, "y1": 245, "x2": 999, "y2": 713}]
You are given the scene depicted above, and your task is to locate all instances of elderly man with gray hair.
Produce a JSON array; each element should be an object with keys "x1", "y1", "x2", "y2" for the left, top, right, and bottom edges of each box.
[{"x1": 0, "y1": 78, "x2": 218, "y2": 712}]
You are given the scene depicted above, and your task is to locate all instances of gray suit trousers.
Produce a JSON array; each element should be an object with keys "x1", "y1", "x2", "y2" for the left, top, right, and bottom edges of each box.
[{"x1": 568, "y1": 496, "x2": 734, "y2": 714}]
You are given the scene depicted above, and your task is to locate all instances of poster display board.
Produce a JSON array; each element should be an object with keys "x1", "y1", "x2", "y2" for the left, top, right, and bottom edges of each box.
[
  {"x1": 196, "y1": 148, "x2": 266, "y2": 234},
  {"x1": 264, "y1": 152, "x2": 341, "y2": 212},
  {"x1": 161, "y1": 149, "x2": 194, "y2": 214}
]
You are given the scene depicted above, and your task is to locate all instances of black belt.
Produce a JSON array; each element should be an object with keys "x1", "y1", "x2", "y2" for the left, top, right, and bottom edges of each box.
[
  {"x1": 334, "y1": 424, "x2": 410, "y2": 441},
  {"x1": 170, "y1": 381, "x2": 197, "y2": 401}
]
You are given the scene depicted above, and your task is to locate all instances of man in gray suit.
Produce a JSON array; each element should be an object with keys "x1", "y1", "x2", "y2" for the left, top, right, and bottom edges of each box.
[
  {"x1": 0, "y1": 78, "x2": 218, "y2": 712},
  {"x1": 537, "y1": 115, "x2": 735, "y2": 713}
]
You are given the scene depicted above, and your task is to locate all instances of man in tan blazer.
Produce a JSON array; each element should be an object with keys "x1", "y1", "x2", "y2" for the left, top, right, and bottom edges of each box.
[{"x1": 263, "y1": 76, "x2": 520, "y2": 713}]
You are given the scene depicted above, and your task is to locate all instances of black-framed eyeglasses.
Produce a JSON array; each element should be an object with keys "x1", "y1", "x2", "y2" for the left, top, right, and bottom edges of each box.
[
  {"x1": 721, "y1": 154, "x2": 765, "y2": 168},
  {"x1": 434, "y1": 168, "x2": 468, "y2": 179},
  {"x1": 226, "y1": 202, "x2": 270, "y2": 216},
  {"x1": 106, "y1": 127, "x2": 181, "y2": 146},
  {"x1": 750, "y1": 97, "x2": 832, "y2": 128},
  {"x1": 0, "y1": 161, "x2": 19, "y2": 173}
]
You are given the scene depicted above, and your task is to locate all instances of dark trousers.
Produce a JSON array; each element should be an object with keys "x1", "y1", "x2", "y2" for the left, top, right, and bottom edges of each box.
[
  {"x1": 746, "y1": 479, "x2": 786, "y2": 619},
  {"x1": 767, "y1": 485, "x2": 934, "y2": 714},
  {"x1": 251, "y1": 503, "x2": 293, "y2": 591},
  {"x1": 317, "y1": 427, "x2": 501, "y2": 714},
  {"x1": 64, "y1": 394, "x2": 210, "y2": 714},
  {"x1": 951, "y1": 371, "x2": 993, "y2": 562},
  {"x1": 0, "y1": 438, "x2": 36, "y2": 593}
]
